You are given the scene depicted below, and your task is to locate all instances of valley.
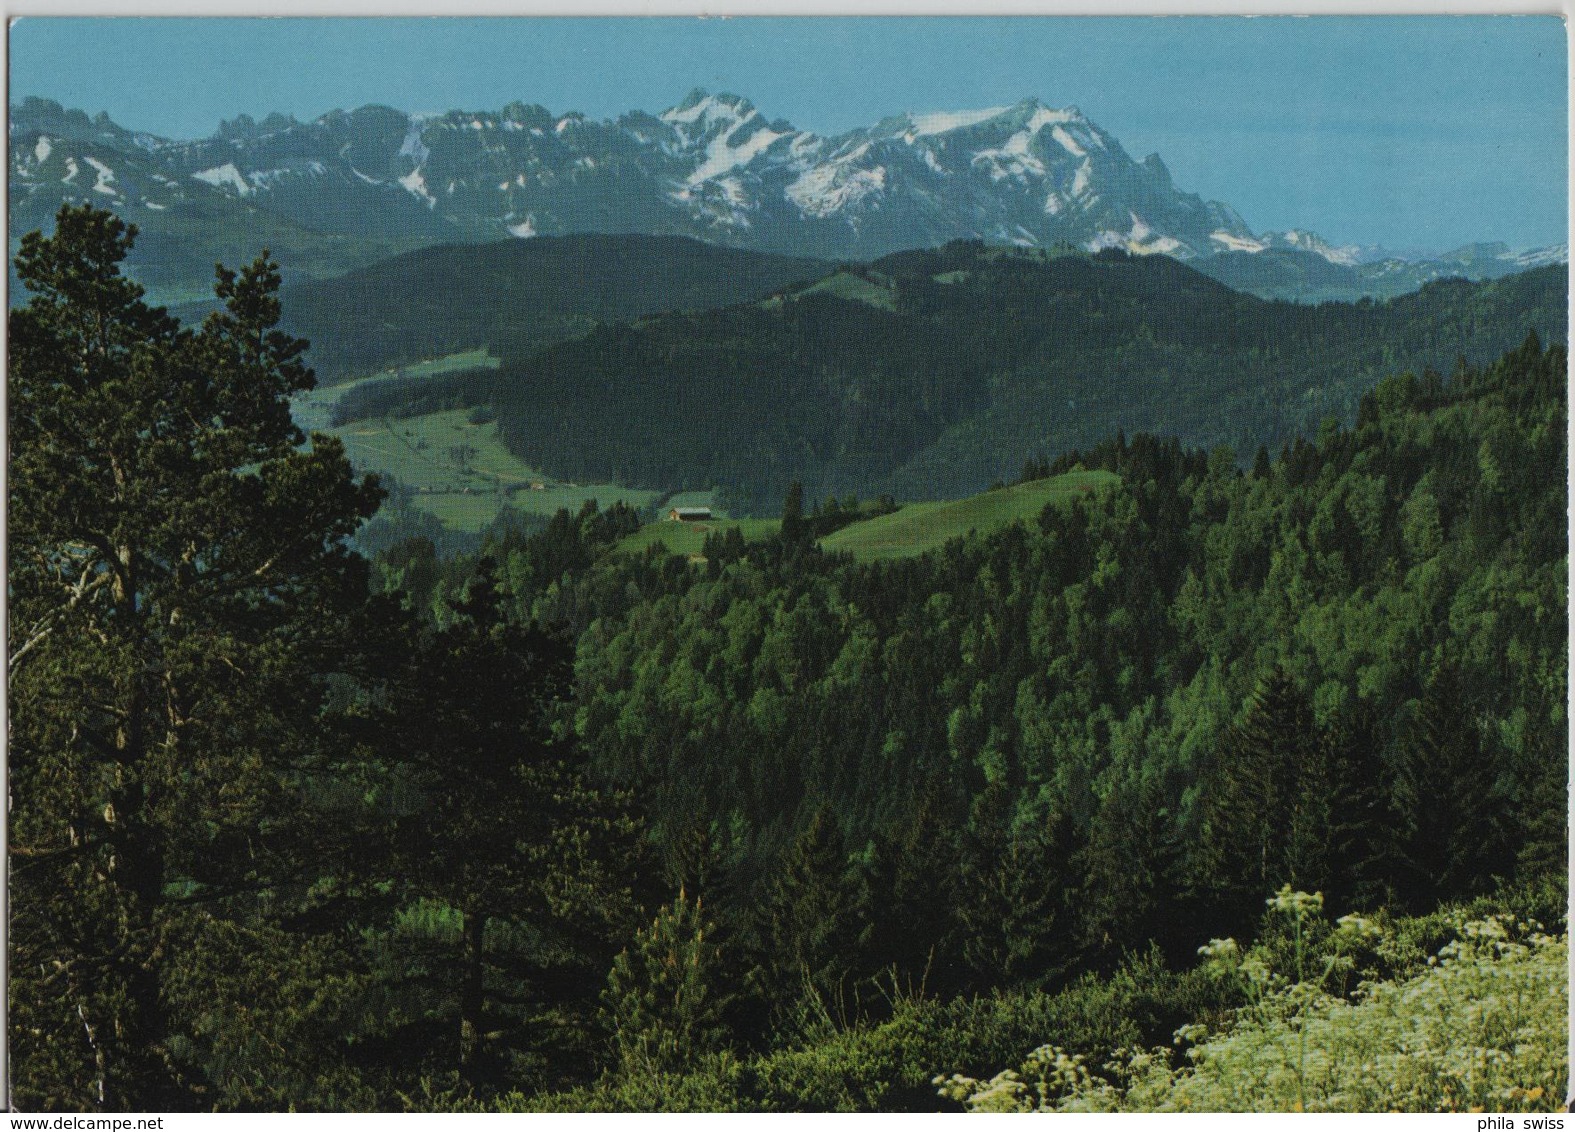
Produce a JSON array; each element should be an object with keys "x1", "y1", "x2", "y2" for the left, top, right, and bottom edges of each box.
[
  {"x1": 289, "y1": 238, "x2": 1564, "y2": 545},
  {"x1": 295, "y1": 352, "x2": 661, "y2": 532}
]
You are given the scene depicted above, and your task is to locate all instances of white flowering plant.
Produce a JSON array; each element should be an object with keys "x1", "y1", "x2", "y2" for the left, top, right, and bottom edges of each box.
[{"x1": 935, "y1": 891, "x2": 1567, "y2": 1112}]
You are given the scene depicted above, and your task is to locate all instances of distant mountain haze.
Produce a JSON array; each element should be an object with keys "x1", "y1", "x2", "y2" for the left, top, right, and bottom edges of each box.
[{"x1": 10, "y1": 92, "x2": 1566, "y2": 305}]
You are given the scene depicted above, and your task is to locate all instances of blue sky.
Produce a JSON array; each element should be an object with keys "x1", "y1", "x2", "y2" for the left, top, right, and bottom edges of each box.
[{"x1": 9, "y1": 16, "x2": 1567, "y2": 251}]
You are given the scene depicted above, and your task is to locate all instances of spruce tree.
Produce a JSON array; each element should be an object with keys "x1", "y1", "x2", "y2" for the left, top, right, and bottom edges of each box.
[
  {"x1": 376, "y1": 559, "x2": 644, "y2": 1088},
  {"x1": 780, "y1": 481, "x2": 807, "y2": 545},
  {"x1": 752, "y1": 807, "x2": 862, "y2": 1032},
  {"x1": 1387, "y1": 667, "x2": 1511, "y2": 909},
  {"x1": 957, "y1": 785, "x2": 1071, "y2": 989},
  {"x1": 1190, "y1": 669, "x2": 1321, "y2": 931}
]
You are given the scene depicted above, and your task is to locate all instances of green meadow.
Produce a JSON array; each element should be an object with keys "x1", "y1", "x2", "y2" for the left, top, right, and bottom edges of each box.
[
  {"x1": 617, "y1": 517, "x2": 782, "y2": 558},
  {"x1": 820, "y1": 469, "x2": 1118, "y2": 561},
  {"x1": 296, "y1": 353, "x2": 661, "y2": 531}
]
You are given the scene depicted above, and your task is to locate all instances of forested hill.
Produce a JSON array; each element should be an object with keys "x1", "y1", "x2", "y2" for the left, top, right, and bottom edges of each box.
[
  {"x1": 277, "y1": 234, "x2": 831, "y2": 381},
  {"x1": 372, "y1": 336, "x2": 1566, "y2": 1110},
  {"x1": 463, "y1": 244, "x2": 1565, "y2": 513}
]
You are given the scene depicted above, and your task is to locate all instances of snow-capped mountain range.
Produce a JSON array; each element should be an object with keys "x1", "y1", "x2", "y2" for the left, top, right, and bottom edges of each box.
[{"x1": 9, "y1": 91, "x2": 1565, "y2": 301}]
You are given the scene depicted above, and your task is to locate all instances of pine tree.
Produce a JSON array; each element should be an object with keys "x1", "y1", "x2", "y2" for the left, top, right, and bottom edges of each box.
[
  {"x1": 601, "y1": 891, "x2": 729, "y2": 1075},
  {"x1": 8, "y1": 204, "x2": 383, "y2": 1109}
]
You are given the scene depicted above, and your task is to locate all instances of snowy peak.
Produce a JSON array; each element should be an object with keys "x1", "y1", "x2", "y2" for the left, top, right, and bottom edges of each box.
[
  {"x1": 1264, "y1": 229, "x2": 1364, "y2": 266},
  {"x1": 661, "y1": 89, "x2": 756, "y2": 123},
  {"x1": 895, "y1": 98, "x2": 1086, "y2": 141},
  {"x1": 901, "y1": 105, "x2": 1014, "y2": 138},
  {"x1": 659, "y1": 89, "x2": 762, "y2": 144},
  {"x1": 1505, "y1": 243, "x2": 1568, "y2": 269},
  {"x1": 655, "y1": 90, "x2": 794, "y2": 187}
]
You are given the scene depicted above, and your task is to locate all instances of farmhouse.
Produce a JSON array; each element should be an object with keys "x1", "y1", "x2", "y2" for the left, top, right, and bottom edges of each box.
[{"x1": 668, "y1": 507, "x2": 713, "y2": 522}]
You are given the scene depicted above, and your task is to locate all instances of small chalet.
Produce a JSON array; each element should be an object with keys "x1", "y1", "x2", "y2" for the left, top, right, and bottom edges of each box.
[{"x1": 667, "y1": 507, "x2": 713, "y2": 522}]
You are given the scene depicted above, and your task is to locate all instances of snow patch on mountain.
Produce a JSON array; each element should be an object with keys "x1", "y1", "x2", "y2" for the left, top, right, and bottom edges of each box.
[
  {"x1": 247, "y1": 166, "x2": 317, "y2": 191},
  {"x1": 1507, "y1": 243, "x2": 1568, "y2": 268},
  {"x1": 1268, "y1": 229, "x2": 1363, "y2": 266},
  {"x1": 688, "y1": 123, "x2": 787, "y2": 185},
  {"x1": 1071, "y1": 161, "x2": 1092, "y2": 197},
  {"x1": 661, "y1": 92, "x2": 754, "y2": 135},
  {"x1": 62, "y1": 157, "x2": 79, "y2": 184},
  {"x1": 908, "y1": 107, "x2": 1012, "y2": 136},
  {"x1": 972, "y1": 121, "x2": 1061, "y2": 183},
  {"x1": 33, "y1": 136, "x2": 52, "y2": 163},
  {"x1": 193, "y1": 163, "x2": 252, "y2": 196},
  {"x1": 1025, "y1": 106, "x2": 1079, "y2": 131},
  {"x1": 717, "y1": 176, "x2": 751, "y2": 208},
  {"x1": 787, "y1": 160, "x2": 887, "y2": 219},
  {"x1": 1130, "y1": 233, "x2": 1184, "y2": 256},
  {"x1": 1211, "y1": 230, "x2": 1268, "y2": 254},
  {"x1": 397, "y1": 118, "x2": 430, "y2": 165},
  {"x1": 399, "y1": 167, "x2": 435, "y2": 208},
  {"x1": 1119, "y1": 212, "x2": 1182, "y2": 255},
  {"x1": 1051, "y1": 125, "x2": 1086, "y2": 158},
  {"x1": 507, "y1": 215, "x2": 537, "y2": 238},
  {"x1": 83, "y1": 155, "x2": 118, "y2": 196}
]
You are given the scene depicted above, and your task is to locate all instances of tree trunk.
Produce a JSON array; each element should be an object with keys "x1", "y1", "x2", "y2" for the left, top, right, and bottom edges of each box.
[{"x1": 458, "y1": 908, "x2": 486, "y2": 1072}]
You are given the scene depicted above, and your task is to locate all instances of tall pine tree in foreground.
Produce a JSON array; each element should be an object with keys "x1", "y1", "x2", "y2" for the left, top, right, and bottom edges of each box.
[{"x1": 8, "y1": 205, "x2": 383, "y2": 1109}]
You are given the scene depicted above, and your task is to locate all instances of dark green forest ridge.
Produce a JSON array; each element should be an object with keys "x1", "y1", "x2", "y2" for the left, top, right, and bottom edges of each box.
[
  {"x1": 278, "y1": 234, "x2": 831, "y2": 382},
  {"x1": 491, "y1": 247, "x2": 1563, "y2": 512},
  {"x1": 328, "y1": 240, "x2": 1565, "y2": 515},
  {"x1": 9, "y1": 205, "x2": 1567, "y2": 1112}
]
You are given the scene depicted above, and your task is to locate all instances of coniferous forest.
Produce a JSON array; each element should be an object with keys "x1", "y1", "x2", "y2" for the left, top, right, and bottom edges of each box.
[{"x1": 8, "y1": 204, "x2": 1568, "y2": 1112}]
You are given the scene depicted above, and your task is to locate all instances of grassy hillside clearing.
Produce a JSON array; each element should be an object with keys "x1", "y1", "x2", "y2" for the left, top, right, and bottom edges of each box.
[
  {"x1": 617, "y1": 518, "x2": 781, "y2": 559},
  {"x1": 789, "y1": 269, "x2": 899, "y2": 310},
  {"x1": 292, "y1": 350, "x2": 499, "y2": 432},
  {"x1": 613, "y1": 471, "x2": 1118, "y2": 563},
  {"x1": 820, "y1": 470, "x2": 1118, "y2": 562},
  {"x1": 289, "y1": 353, "x2": 659, "y2": 531}
]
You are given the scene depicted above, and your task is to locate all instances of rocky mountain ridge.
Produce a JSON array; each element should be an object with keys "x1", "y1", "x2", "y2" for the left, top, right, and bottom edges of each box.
[{"x1": 10, "y1": 92, "x2": 1565, "y2": 302}]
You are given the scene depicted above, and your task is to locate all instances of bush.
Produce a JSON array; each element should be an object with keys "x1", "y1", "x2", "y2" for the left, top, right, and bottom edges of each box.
[{"x1": 939, "y1": 894, "x2": 1568, "y2": 1113}]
